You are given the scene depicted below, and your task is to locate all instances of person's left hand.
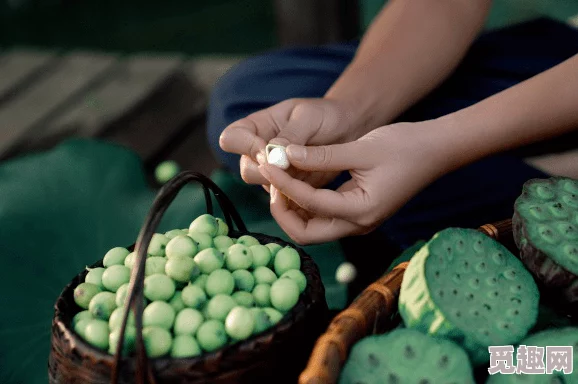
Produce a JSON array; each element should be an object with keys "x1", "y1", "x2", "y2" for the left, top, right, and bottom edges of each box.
[{"x1": 257, "y1": 120, "x2": 454, "y2": 244}]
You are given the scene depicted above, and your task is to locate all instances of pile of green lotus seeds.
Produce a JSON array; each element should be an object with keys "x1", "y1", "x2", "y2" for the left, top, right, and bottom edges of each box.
[{"x1": 71, "y1": 213, "x2": 307, "y2": 359}]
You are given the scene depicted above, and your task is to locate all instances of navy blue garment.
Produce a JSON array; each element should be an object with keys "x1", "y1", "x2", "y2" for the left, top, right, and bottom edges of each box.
[{"x1": 207, "y1": 18, "x2": 578, "y2": 250}]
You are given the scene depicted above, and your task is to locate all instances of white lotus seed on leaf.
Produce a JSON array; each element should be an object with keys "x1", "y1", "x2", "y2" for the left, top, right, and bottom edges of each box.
[
  {"x1": 336, "y1": 262, "x2": 357, "y2": 284},
  {"x1": 266, "y1": 145, "x2": 290, "y2": 170}
]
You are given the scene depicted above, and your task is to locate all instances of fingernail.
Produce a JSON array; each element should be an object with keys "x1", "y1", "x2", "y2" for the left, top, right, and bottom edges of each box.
[
  {"x1": 256, "y1": 151, "x2": 266, "y2": 165},
  {"x1": 286, "y1": 145, "x2": 306, "y2": 162}
]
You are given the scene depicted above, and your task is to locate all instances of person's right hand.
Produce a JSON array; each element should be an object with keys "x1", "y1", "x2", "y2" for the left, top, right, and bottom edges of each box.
[{"x1": 219, "y1": 98, "x2": 361, "y2": 190}]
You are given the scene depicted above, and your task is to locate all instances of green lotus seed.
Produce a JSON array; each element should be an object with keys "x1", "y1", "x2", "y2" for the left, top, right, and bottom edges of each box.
[
  {"x1": 181, "y1": 284, "x2": 207, "y2": 309},
  {"x1": 253, "y1": 266, "x2": 277, "y2": 285},
  {"x1": 74, "y1": 318, "x2": 91, "y2": 339},
  {"x1": 165, "y1": 254, "x2": 200, "y2": 283},
  {"x1": 280, "y1": 269, "x2": 307, "y2": 293},
  {"x1": 89, "y1": 291, "x2": 117, "y2": 320},
  {"x1": 196, "y1": 320, "x2": 228, "y2": 352},
  {"x1": 189, "y1": 214, "x2": 219, "y2": 237},
  {"x1": 216, "y1": 218, "x2": 229, "y2": 236},
  {"x1": 193, "y1": 248, "x2": 224, "y2": 274},
  {"x1": 74, "y1": 282, "x2": 102, "y2": 309},
  {"x1": 249, "y1": 245, "x2": 271, "y2": 269},
  {"x1": 270, "y1": 278, "x2": 300, "y2": 312},
  {"x1": 102, "y1": 265, "x2": 131, "y2": 292},
  {"x1": 166, "y1": 235, "x2": 198, "y2": 259},
  {"x1": 73, "y1": 310, "x2": 93, "y2": 327},
  {"x1": 250, "y1": 308, "x2": 272, "y2": 334},
  {"x1": 85, "y1": 267, "x2": 105, "y2": 288},
  {"x1": 109, "y1": 325, "x2": 136, "y2": 355},
  {"x1": 335, "y1": 262, "x2": 357, "y2": 284},
  {"x1": 232, "y1": 291, "x2": 255, "y2": 307},
  {"x1": 103, "y1": 247, "x2": 130, "y2": 267},
  {"x1": 188, "y1": 231, "x2": 213, "y2": 250},
  {"x1": 274, "y1": 247, "x2": 301, "y2": 276},
  {"x1": 265, "y1": 243, "x2": 282, "y2": 258},
  {"x1": 236, "y1": 235, "x2": 259, "y2": 247},
  {"x1": 252, "y1": 284, "x2": 271, "y2": 307},
  {"x1": 213, "y1": 235, "x2": 235, "y2": 251},
  {"x1": 124, "y1": 252, "x2": 136, "y2": 269},
  {"x1": 206, "y1": 269, "x2": 235, "y2": 297},
  {"x1": 165, "y1": 229, "x2": 187, "y2": 239},
  {"x1": 143, "y1": 274, "x2": 176, "y2": 302},
  {"x1": 84, "y1": 319, "x2": 110, "y2": 350},
  {"x1": 143, "y1": 326, "x2": 172, "y2": 358},
  {"x1": 205, "y1": 294, "x2": 237, "y2": 321},
  {"x1": 171, "y1": 334, "x2": 202, "y2": 358},
  {"x1": 115, "y1": 283, "x2": 130, "y2": 307},
  {"x1": 192, "y1": 274, "x2": 209, "y2": 290},
  {"x1": 145, "y1": 256, "x2": 166, "y2": 276},
  {"x1": 225, "y1": 306, "x2": 255, "y2": 340},
  {"x1": 225, "y1": 244, "x2": 253, "y2": 271},
  {"x1": 143, "y1": 301, "x2": 176, "y2": 329},
  {"x1": 174, "y1": 308, "x2": 204, "y2": 335},
  {"x1": 154, "y1": 160, "x2": 180, "y2": 184},
  {"x1": 262, "y1": 307, "x2": 283, "y2": 325},
  {"x1": 148, "y1": 233, "x2": 169, "y2": 256},
  {"x1": 232, "y1": 269, "x2": 255, "y2": 292},
  {"x1": 109, "y1": 307, "x2": 135, "y2": 330},
  {"x1": 169, "y1": 291, "x2": 186, "y2": 313}
]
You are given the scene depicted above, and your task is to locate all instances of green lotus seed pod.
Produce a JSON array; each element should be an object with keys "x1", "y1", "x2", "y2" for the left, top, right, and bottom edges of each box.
[
  {"x1": 103, "y1": 247, "x2": 130, "y2": 267},
  {"x1": 189, "y1": 214, "x2": 219, "y2": 237},
  {"x1": 339, "y1": 328, "x2": 475, "y2": 384},
  {"x1": 398, "y1": 228, "x2": 540, "y2": 366},
  {"x1": 143, "y1": 273, "x2": 176, "y2": 302},
  {"x1": 171, "y1": 334, "x2": 202, "y2": 358},
  {"x1": 143, "y1": 326, "x2": 172, "y2": 358},
  {"x1": 280, "y1": 269, "x2": 307, "y2": 293},
  {"x1": 89, "y1": 291, "x2": 117, "y2": 320},
  {"x1": 74, "y1": 282, "x2": 102, "y2": 309},
  {"x1": 513, "y1": 177, "x2": 578, "y2": 306},
  {"x1": 85, "y1": 267, "x2": 105, "y2": 288},
  {"x1": 102, "y1": 265, "x2": 131, "y2": 292},
  {"x1": 143, "y1": 301, "x2": 176, "y2": 329},
  {"x1": 145, "y1": 256, "x2": 166, "y2": 277},
  {"x1": 148, "y1": 233, "x2": 169, "y2": 256}
]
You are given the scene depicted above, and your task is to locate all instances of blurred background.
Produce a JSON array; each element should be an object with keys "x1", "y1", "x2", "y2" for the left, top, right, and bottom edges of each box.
[{"x1": 1, "y1": 1, "x2": 578, "y2": 383}]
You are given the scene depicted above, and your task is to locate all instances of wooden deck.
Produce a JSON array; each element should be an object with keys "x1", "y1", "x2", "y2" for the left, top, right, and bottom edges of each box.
[{"x1": 0, "y1": 48, "x2": 243, "y2": 177}]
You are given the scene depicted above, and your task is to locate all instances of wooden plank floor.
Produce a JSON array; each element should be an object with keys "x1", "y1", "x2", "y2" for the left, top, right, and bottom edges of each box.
[{"x1": 0, "y1": 48, "x2": 243, "y2": 178}]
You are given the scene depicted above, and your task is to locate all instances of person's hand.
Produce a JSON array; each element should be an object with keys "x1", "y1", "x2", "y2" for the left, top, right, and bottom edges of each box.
[
  {"x1": 219, "y1": 98, "x2": 362, "y2": 191},
  {"x1": 257, "y1": 121, "x2": 454, "y2": 244}
]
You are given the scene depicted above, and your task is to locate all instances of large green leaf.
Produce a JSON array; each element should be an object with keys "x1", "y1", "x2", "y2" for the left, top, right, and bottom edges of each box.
[{"x1": 0, "y1": 138, "x2": 345, "y2": 384}]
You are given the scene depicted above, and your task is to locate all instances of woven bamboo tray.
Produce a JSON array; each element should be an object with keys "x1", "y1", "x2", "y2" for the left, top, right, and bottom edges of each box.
[{"x1": 298, "y1": 220, "x2": 519, "y2": 384}]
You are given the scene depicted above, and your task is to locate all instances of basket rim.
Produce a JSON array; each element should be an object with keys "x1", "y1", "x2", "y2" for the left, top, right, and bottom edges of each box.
[{"x1": 52, "y1": 228, "x2": 327, "y2": 370}]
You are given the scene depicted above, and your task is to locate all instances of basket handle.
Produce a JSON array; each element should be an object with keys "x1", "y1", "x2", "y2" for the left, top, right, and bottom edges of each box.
[{"x1": 111, "y1": 171, "x2": 247, "y2": 384}]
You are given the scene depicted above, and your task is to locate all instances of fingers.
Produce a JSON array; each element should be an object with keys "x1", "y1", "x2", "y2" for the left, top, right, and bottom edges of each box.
[
  {"x1": 269, "y1": 186, "x2": 364, "y2": 244},
  {"x1": 285, "y1": 142, "x2": 369, "y2": 172},
  {"x1": 240, "y1": 155, "x2": 269, "y2": 185},
  {"x1": 268, "y1": 102, "x2": 322, "y2": 148},
  {"x1": 260, "y1": 164, "x2": 366, "y2": 220},
  {"x1": 219, "y1": 115, "x2": 274, "y2": 159}
]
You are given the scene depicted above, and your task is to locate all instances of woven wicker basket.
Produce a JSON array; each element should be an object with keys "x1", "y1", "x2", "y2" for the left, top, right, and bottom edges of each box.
[
  {"x1": 49, "y1": 171, "x2": 329, "y2": 384},
  {"x1": 298, "y1": 220, "x2": 552, "y2": 384}
]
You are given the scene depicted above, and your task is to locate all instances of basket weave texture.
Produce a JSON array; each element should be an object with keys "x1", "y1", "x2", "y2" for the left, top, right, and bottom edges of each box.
[{"x1": 48, "y1": 172, "x2": 329, "y2": 384}]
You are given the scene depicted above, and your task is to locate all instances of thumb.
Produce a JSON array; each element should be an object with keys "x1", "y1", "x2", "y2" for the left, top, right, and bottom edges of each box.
[{"x1": 285, "y1": 142, "x2": 367, "y2": 172}]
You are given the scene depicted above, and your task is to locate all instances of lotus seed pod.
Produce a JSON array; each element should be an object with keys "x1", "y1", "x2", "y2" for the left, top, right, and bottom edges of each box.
[
  {"x1": 266, "y1": 144, "x2": 290, "y2": 170},
  {"x1": 398, "y1": 228, "x2": 540, "y2": 366},
  {"x1": 513, "y1": 177, "x2": 578, "y2": 307},
  {"x1": 339, "y1": 328, "x2": 475, "y2": 384}
]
